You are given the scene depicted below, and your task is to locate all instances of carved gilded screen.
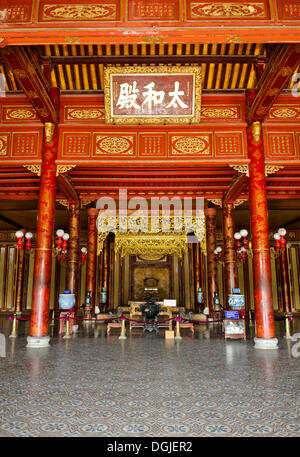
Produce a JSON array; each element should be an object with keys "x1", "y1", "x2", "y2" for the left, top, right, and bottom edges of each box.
[{"x1": 104, "y1": 65, "x2": 201, "y2": 124}]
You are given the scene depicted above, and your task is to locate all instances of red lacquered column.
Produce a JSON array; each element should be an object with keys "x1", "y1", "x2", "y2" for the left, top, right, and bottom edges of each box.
[
  {"x1": 248, "y1": 121, "x2": 277, "y2": 348},
  {"x1": 205, "y1": 208, "x2": 218, "y2": 317},
  {"x1": 66, "y1": 202, "x2": 80, "y2": 314},
  {"x1": 15, "y1": 229, "x2": 26, "y2": 314},
  {"x1": 85, "y1": 208, "x2": 98, "y2": 318},
  {"x1": 222, "y1": 202, "x2": 238, "y2": 308},
  {"x1": 27, "y1": 90, "x2": 60, "y2": 347},
  {"x1": 280, "y1": 248, "x2": 292, "y2": 314}
]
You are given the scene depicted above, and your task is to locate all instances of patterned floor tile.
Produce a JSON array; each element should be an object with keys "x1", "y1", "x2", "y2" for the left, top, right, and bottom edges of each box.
[{"x1": 0, "y1": 317, "x2": 299, "y2": 437}]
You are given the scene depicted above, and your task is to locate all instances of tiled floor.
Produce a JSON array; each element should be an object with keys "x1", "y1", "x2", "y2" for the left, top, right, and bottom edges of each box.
[{"x1": 0, "y1": 316, "x2": 299, "y2": 437}]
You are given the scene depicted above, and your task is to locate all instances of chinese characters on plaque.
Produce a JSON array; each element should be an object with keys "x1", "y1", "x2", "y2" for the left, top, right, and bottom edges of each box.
[{"x1": 104, "y1": 66, "x2": 201, "y2": 124}]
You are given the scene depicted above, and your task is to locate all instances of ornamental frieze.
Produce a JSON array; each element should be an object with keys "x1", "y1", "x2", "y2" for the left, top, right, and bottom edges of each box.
[
  {"x1": 65, "y1": 107, "x2": 105, "y2": 121},
  {"x1": 94, "y1": 135, "x2": 135, "y2": 156},
  {"x1": 188, "y1": 1, "x2": 267, "y2": 19},
  {"x1": 200, "y1": 107, "x2": 240, "y2": 119},
  {"x1": 4, "y1": 107, "x2": 38, "y2": 121},
  {"x1": 171, "y1": 135, "x2": 210, "y2": 155},
  {"x1": 268, "y1": 106, "x2": 300, "y2": 120},
  {"x1": 41, "y1": 3, "x2": 118, "y2": 21}
]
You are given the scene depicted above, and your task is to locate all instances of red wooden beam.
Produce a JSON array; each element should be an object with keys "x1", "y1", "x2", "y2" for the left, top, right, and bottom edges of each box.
[
  {"x1": 247, "y1": 44, "x2": 300, "y2": 123},
  {"x1": 223, "y1": 173, "x2": 249, "y2": 204},
  {"x1": 0, "y1": 46, "x2": 58, "y2": 123},
  {"x1": 56, "y1": 173, "x2": 79, "y2": 203}
]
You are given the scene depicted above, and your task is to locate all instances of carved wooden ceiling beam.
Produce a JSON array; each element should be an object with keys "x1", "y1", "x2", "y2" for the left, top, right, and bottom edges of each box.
[
  {"x1": 31, "y1": 55, "x2": 265, "y2": 66},
  {"x1": 56, "y1": 173, "x2": 79, "y2": 204},
  {"x1": 223, "y1": 173, "x2": 249, "y2": 204},
  {"x1": 247, "y1": 44, "x2": 300, "y2": 123},
  {"x1": 0, "y1": 46, "x2": 58, "y2": 123}
]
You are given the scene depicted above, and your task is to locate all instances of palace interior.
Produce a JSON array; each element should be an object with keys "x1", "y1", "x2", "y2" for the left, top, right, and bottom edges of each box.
[{"x1": 0, "y1": 0, "x2": 300, "y2": 438}]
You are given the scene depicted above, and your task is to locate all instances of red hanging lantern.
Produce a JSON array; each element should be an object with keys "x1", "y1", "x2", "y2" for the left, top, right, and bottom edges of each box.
[
  {"x1": 273, "y1": 233, "x2": 281, "y2": 252},
  {"x1": 81, "y1": 247, "x2": 87, "y2": 263},
  {"x1": 234, "y1": 232, "x2": 242, "y2": 251},
  {"x1": 25, "y1": 232, "x2": 33, "y2": 251},
  {"x1": 62, "y1": 233, "x2": 69, "y2": 251},
  {"x1": 15, "y1": 231, "x2": 24, "y2": 250},
  {"x1": 278, "y1": 228, "x2": 286, "y2": 249},
  {"x1": 240, "y1": 229, "x2": 249, "y2": 250}
]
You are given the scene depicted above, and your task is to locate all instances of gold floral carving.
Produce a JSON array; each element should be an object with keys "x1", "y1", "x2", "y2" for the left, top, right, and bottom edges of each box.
[
  {"x1": 6, "y1": 108, "x2": 36, "y2": 120},
  {"x1": 97, "y1": 214, "x2": 205, "y2": 255},
  {"x1": 56, "y1": 165, "x2": 76, "y2": 176},
  {"x1": 227, "y1": 35, "x2": 242, "y2": 43},
  {"x1": 81, "y1": 199, "x2": 96, "y2": 208},
  {"x1": 65, "y1": 37, "x2": 81, "y2": 44},
  {"x1": 142, "y1": 36, "x2": 164, "y2": 44},
  {"x1": 23, "y1": 165, "x2": 41, "y2": 176},
  {"x1": 171, "y1": 136, "x2": 210, "y2": 155},
  {"x1": 229, "y1": 164, "x2": 249, "y2": 177},
  {"x1": 234, "y1": 199, "x2": 248, "y2": 207},
  {"x1": 57, "y1": 199, "x2": 69, "y2": 208},
  {"x1": 0, "y1": 135, "x2": 8, "y2": 155},
  {"x1": 66, "y1": 108, "x2": 105, "y2": 120},
  {"x1": 115, "y1": 232, "x2": 188, "y2": 259},
  {"x1": 269, "y1": 107, "x2": 300, "y2": 119},
  {"x1": 201, "y1": 107, "x2": 239, "y2": 119},
  {"x1": 42, "y1": 5, "x2": 116, "y2": 20},
  {"x1": 265, "y1": 165, "x2": 284, "y2": 176},
  {"x1": 190, "y1": 2, "x2": 265, "y2": 17},
  {"x1": 95, "y1": 136, "x2": 134, "y2": 155},
  {"x1": 229, "y1": 164, "x2": 284, "y2": 177},
  {"x1": 207, "y1": 199, "x2": 222, "y2": 208}
]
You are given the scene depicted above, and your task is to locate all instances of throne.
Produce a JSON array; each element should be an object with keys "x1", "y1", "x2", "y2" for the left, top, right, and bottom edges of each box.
[{"x1": 143, "y1": 277, "x2": 159, "y2": 301}]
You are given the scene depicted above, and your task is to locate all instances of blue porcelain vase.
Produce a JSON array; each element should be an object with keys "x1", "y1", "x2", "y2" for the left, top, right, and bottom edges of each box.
[{"x1": 58, "y1": 292, "x2": 75, "y2": 310}]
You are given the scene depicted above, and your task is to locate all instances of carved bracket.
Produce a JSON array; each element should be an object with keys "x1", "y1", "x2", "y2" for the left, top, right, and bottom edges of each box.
[{"x1": 229, "y1": 164, "x2": 284, "y2": 177}]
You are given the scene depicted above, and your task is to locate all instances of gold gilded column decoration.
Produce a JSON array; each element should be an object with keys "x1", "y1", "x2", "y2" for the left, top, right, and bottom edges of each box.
[
  {"x1": 44, "y1": 122, "x2": 55, "y2": 143},
  {"x1": 251, "y1": 120, "x2": 262, "y2": 144}
]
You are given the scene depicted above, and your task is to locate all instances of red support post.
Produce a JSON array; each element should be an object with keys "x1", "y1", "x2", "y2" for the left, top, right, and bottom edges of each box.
[
  {"x1": 247, "y1": 121, "x2": 278, "y2": 349},
  {"x1": 27, "y1": 87, "x2": 60, "y2": 348}
]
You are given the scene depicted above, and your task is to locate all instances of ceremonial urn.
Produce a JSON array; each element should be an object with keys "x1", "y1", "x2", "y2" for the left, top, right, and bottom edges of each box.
[
  {"x1": 197, "y1": 287, "x2": 203, "y2": 304},
  {"x1": 100, "y1": 287, "x2": 107, "y2": 304},
  {"x1": 58, "y1": 290, "x2": 75, "y2": 310},
  {"x1": 213, "y1": 291, "x2": 221, "y2": 310}
]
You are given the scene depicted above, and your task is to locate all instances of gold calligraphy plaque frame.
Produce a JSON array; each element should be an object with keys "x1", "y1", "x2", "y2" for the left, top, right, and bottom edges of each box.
[{"x1": 104, "y1": 65, "x2": 201, "y2": 125}]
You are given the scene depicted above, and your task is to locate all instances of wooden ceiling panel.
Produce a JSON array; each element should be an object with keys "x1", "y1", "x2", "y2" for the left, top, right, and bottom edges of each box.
[{"x1": 0, "y1": 43, "x2": 268, "y2": 93}]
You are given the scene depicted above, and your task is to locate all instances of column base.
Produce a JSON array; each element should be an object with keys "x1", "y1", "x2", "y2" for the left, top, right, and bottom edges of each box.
[
  {"x1": 119, "y1": 335, "x2": 127, "y2": 340},
  {"x1": 254, "y1": 337, "x2": 278, "y2": 349},
  {"x1": 26, "y1": 336, "x2": 50, "y2": 348}
]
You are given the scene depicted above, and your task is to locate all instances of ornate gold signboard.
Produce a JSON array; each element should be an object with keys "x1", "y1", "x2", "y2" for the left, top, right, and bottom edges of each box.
[{"x1": 104, "y1": 66, "x2": 201, "y2": 124}]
